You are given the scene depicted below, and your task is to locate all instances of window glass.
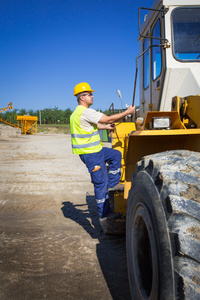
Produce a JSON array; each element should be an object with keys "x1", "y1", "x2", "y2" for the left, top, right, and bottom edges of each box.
[
  {"x1": 172, "y1": 8, "x2": 200, "y2": 61},
  {"x1": 143, "y1": 38, "x2": 149, "y2": 89},
  {"x1": 152, "y1": 19, "x2": 162, "y2": 80}
]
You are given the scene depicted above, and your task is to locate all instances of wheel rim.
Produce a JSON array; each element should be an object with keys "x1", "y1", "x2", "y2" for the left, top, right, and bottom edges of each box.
[{"x1": 131, "y1": 202, "x2": 159, "y2": 300}]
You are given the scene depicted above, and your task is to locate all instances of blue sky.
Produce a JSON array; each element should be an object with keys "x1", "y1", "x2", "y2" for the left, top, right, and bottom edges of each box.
[{"x1": 0, "y1": 0, "x2": 151, "y2": 112}]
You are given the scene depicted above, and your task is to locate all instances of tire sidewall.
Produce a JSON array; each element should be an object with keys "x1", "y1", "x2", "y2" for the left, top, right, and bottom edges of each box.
[{"x1": 126, "y1": 170, "x2": 174, "y2": 300}]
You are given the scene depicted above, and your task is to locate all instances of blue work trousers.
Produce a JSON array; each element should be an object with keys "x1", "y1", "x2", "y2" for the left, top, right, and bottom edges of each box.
[{"x1": 80, "y1": 147, "x2": 121, "y2": 218}]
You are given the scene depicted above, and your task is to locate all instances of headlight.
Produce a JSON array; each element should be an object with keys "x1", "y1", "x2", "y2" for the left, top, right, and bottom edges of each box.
[{"x1": 152, "y1": 117, "x2": 171, "y2": 129}]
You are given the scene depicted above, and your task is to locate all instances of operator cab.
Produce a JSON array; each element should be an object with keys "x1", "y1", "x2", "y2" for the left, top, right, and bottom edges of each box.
[{"x1": 138, "y1": 0, "x2": 200, "y2": 117}]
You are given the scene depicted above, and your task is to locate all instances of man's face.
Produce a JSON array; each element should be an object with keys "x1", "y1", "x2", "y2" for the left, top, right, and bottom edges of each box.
[{"x1": 81, "y1": 92, "x2": 94, "y2": 107}]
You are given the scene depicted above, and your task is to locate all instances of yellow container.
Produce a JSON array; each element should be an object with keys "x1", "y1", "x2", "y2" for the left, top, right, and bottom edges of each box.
[{"x1": 17, "y1": 116, "x2": 38, "y2": 135}]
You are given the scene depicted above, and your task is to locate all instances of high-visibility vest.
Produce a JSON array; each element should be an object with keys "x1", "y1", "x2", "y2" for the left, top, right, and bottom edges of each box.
[{"x1": 70, "y1": 105, "x2": 102, "y2": 155}]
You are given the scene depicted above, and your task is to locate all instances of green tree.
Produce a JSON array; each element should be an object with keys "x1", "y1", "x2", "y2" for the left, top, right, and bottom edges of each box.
[
  {"x1": 42, "y1": 108, "x2": 54, "y2": 124},
  {"x1": 2, "y1": 109, "x2": 19, "y2": 124},
  {"x1": 28, "y1": 109, "x2": 36, "y2": 116},
  {"x1": 1, "y1": 106, "x2": 73, "y2": 125},
  {"x1": 19, "y1": 108, "x2": 27, "y2": 115},
  {"x1": 64, "y1": 108, "x2": 72, "y2": 124}
]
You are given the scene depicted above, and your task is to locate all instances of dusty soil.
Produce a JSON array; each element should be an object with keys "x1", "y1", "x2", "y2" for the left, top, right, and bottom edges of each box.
[{"x1": 0, "y1": 132, "x2": 131, "y2": 300}]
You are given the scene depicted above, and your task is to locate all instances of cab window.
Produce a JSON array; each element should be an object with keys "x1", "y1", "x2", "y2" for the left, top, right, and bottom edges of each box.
[
  {"x1": 143, "y1": 37, "x2": 149, "y2": 89},
  {"x1": 172, "y1": 7, "x2": 200, "y2": 61},
  {"x1": 152, "y1": 19, "x2": 162, "y2": 80}
]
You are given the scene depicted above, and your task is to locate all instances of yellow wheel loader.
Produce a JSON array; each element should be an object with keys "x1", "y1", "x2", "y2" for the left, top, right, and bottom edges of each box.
[{"x1": 110, "y1": 1, "x2": 200, "y2": 299}]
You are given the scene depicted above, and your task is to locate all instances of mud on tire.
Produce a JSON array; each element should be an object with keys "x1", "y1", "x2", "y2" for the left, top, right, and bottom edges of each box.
[{"x1": 126, "y1": 150, "x2": 200, "y2": 300}]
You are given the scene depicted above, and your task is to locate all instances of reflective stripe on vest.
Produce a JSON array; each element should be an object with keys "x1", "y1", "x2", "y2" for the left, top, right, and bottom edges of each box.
[
  {"x1": 70, "y1": 105, "x2": 102, "y2": 155},
  {"x1": 72, "y1": 140, "x2": 101, "y2": 149},
  {"x1": 71, "y1": 131, "x2": 99, "y2": 139}
]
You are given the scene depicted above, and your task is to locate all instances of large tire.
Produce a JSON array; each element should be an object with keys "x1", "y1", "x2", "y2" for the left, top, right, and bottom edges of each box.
[{"x1": 126, "y1": 150, "x2": 200, "y2": 300}]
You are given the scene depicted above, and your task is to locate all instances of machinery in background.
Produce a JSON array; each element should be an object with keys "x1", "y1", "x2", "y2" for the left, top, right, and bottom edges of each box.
[{"x1": 0, "y1": 103, "x2": 37, "y2": 135}]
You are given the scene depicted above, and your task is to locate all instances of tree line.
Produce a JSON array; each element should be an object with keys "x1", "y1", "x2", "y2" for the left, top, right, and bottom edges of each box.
[
  {"x1": 1, "y1": 107, "x2": 73, "y2": 125},
  {"x1": 1, "y1": 107, "x2": 112, "y2": 125}
]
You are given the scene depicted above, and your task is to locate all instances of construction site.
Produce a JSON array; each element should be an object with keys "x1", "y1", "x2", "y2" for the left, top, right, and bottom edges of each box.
[
  {"x1": 1, "y1": 0, "x2": 200, "y2": 299},
  {"x1": 0, "y1": 121, "x2": 131, "y2": 299}
]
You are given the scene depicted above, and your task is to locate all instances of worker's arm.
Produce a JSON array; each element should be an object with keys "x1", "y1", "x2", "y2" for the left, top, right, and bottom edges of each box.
[
  {"x1": 97, "y1": 123, "x2": 115, "y2": 130},
  {"x1": 98, "y1": 105, "x2": 136, "y2": 124}
]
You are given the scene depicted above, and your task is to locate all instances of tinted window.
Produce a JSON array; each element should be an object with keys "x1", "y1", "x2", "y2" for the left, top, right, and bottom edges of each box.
[
  {"x1": 144, "y1": 38, "x2": 149, "y2": 89},
  {"x1": 172, "y1": 8, "x2": 200, "y2": 61},
  {"x1": 152, "y1": 19, "x2": 162, "y2": 80}
]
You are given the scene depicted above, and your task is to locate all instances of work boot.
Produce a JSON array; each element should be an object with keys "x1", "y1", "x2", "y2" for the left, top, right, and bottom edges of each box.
[
  {"x1": 108, "y1": 183, "x2": 124, "y2": 192},
  {"x1": 99, "y1": 212, "x2": 126, "y2": 235}
]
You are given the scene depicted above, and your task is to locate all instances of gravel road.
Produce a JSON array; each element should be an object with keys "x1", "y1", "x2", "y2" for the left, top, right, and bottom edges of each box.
[{"x1": 0, "y1": 133, "x2": 131, "y2": 300}]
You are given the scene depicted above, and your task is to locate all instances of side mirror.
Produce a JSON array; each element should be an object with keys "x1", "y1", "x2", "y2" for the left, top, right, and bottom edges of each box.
[
  {"x1": 116, "y1": 90, "x2": 122, "y2": 99},
  {"x1": 116, "y1": 90, "x2": 123, "y2": 109}
]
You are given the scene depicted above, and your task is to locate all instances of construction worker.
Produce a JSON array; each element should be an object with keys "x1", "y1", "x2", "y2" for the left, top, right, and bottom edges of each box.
[{"x1": 70, "y1": 82, "x2": 135, "y2": 234}]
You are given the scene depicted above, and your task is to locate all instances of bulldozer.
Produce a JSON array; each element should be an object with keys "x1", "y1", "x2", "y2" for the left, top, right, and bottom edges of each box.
[{"x1": 110, "y1": 0, "x2": 200, "y2": 299}]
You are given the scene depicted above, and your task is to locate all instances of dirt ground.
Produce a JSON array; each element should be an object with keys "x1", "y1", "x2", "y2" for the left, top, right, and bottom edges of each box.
[{"x1": 0, "y1": 131, "x2": 131, "y2": 300}]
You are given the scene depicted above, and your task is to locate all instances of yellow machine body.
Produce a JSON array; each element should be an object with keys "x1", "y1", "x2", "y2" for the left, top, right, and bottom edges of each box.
[
  {"x1": 171, "y1": 95, "x2": 200, "y2": 129},
  {"x1": 111, "y1": 122, "x2": 136, "y2": 213},
  {"x1": 111, "y1": 98, "x2": 200, "y2": 214}
]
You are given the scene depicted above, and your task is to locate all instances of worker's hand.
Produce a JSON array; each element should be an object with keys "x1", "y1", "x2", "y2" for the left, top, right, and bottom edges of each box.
[
  {"x1": 126, "y1": 105, "x2": 136, "y2": 115},
  {"x1": 106, "y1": 123, "x2": 115, "y2": 130}
]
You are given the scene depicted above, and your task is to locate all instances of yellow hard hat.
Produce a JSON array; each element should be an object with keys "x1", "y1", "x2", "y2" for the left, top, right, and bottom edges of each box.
[{"x1": 74, "y1": 82, "x2": 95, "y2": 96}]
